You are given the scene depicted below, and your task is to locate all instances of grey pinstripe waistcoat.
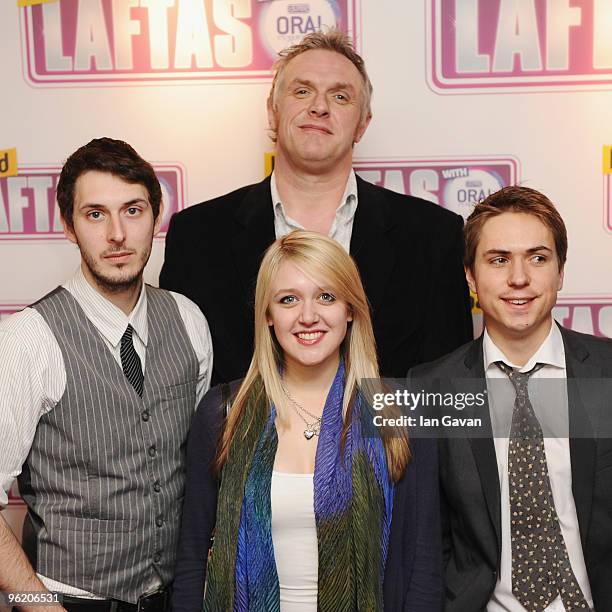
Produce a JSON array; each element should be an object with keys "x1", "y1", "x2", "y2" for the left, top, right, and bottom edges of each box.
[{"x1": 18, "y1": 285, "x2": 198, "y2": 602}]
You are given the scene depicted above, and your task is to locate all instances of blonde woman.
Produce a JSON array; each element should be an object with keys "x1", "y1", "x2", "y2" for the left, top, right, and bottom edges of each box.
[{"x1": 173, "y1": 231, "x2": 442, "y2": 611}]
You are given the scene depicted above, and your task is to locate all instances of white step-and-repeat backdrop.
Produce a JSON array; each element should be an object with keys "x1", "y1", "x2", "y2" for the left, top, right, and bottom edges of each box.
[{"x1": 2, "y1": 0, "x2": 612, "y2": 534}]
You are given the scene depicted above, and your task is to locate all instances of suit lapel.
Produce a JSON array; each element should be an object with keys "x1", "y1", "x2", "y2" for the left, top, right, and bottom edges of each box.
[
  {"x1": 350, "y1": 176, "x2": 395, "y2": 313},
  {"x1": 562, "y1": 327, "x2": 600, "y2": 547},
  {"x1": 464, "y1": 338, "x2": 503, "y2": 556},
  {"x1": 231, "y1": 178, "x2": 276, "y2": 298}
]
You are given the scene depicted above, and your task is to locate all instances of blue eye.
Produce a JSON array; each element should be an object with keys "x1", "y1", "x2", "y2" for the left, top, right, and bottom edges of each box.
[
  {"x1": 280, "y1": 295, "x2": 297, "y2": 305},
  {"x1": 319, "y1": 292, "x2": 336, "y2": 302}
]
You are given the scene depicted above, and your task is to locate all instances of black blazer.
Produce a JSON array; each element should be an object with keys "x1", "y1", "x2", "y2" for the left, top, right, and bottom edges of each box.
[
  {"x1": 410, "y1": 326, "x2": 612, "y2": 611},
  {"x1": 172, "y1": 383, "x2": 444, "y2": 612},
  {"x1": 160, "y1": 176, "x2": 473, "y2": 384}
]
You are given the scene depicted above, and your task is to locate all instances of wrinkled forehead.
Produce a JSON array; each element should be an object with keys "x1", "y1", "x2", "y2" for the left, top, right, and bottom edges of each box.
[{"x1": 276, "y1": 49, "x2": 365, "y2": 94}]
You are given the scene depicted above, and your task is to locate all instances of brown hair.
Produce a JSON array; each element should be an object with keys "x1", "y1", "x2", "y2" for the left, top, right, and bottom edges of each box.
[
  {"x1": 267, "y1": 28, "x2": 372, "y2": 141},
  {"x1": 464, "y1": 186, "x2": 567, "y2": 271},
  {"x1": 57, "y1": 137, "x2": 162, "y2": 228}
]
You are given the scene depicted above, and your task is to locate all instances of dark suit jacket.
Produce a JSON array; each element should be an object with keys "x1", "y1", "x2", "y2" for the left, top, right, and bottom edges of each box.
[
  {"x1": 159, "y1": 176, "x2": 473, "y2": 384},
  {"x1": 410, "y1": 326, "x2": 612, "y2": 611},
  {"x1": 172, "y1": 382, "x2": 444, "y2": 612}
]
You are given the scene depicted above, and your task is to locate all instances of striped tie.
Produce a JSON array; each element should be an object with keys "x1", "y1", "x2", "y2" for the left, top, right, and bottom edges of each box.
[{"x1": 120, "y1": 324, "x2": 144, "y2": 397}]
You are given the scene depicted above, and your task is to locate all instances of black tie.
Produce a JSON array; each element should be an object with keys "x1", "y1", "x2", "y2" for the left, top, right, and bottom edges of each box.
[
  {"x1": 496, "y1": 361, "x2": 591, "y2": 611},
  {"x1": 120, "y1": 324, "x2": 144, "y2": 397}
]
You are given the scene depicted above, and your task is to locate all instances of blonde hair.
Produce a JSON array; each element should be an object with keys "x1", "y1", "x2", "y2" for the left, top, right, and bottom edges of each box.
[{"x1": 216, "y1": 231, "x2": 409, "y2": 482}]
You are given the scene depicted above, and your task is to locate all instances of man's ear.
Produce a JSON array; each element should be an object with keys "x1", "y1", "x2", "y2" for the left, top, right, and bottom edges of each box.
[
  {"x1": 153, "y1": 198, "x2": 165, "y2": 236},
  {"x1": 353, "y1": 114, "x2": 372, "y2": 144},
  {"x1": 267, "y1": 96, "x2": 278, "y2": 133},
  {"x1": 558, "y1": 266, "x2": 564, "y2": 291},
  {"x1": 465, "y1": 265, "x2": 477, "y2": 294},
  {"x1": 61, "y1": 215, "x2": 77, "y2": 245}
]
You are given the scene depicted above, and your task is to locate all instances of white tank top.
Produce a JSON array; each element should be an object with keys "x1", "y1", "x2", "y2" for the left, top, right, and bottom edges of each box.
[{"x1": 271, "y1": 471, "x2": 318, "y2": 612}]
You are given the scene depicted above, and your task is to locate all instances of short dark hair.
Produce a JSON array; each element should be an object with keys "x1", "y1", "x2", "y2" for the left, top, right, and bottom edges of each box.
[
  {"x1": 57, "y1": 138, "x2": 162, "y2": 228},
  {"x1": 464, "y1": 186, "x2": 567, "y2": 271}
]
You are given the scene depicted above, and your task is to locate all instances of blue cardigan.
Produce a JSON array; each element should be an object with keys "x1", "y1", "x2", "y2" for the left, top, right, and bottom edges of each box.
[{"x1": 172, "y1": 383, "x2": 443, "y2": 611}]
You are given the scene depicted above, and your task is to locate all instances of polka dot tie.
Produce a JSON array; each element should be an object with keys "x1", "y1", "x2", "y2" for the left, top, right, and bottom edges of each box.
[
  {"x1": 496, "y1": 362, "x2": 591, "y2": 612},
  {"x1": 120, "y1": 324, "x2": 144, "y2": 397}
]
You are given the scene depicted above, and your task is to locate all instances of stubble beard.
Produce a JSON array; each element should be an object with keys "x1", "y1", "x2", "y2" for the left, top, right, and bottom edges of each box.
[{"x1": 79, "y1": 243, "x2": 151, "y2": 295}]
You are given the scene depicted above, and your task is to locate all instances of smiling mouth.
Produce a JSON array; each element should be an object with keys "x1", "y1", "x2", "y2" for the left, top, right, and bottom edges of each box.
[
  {"x1": 295, "y1": 331, "x2": 325, "y2": 345},
  {"x1": 502, "y1": 297, "x2": 535, "y2": 306}
]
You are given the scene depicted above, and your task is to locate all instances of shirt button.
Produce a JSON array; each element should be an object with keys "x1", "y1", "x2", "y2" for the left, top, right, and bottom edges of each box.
[
  {"x1": 148, "y1": 445, "x2": 157, "y2": 457},
  {"x1": 155, "y1": 516, "x2": 164, "y2": 528},
  {"x1": 153, "y1": 552, "x2": 161, "y2": 563},
  {"x1": 153, "y1": 481, "x2": 161, "y2": 493},
  {"x1": 141, "y1": 410, "x2": 150, "y2": 422}
]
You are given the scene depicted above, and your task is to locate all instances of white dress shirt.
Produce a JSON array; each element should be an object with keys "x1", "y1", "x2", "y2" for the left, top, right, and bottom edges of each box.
[
  {"x1": 270, "y1": 170, "x2": 358, "y2": 253},
  {"x1": 484, "y1": 322, "x2": 594, "y2": 611},
  {"x1": 0, "y1": 267, "x2": 213, "y2": 597}
]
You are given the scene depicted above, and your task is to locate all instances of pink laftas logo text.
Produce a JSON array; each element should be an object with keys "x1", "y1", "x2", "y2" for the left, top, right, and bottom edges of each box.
[
  {"x1": 0, "y1": 165, "x2": 185, "y2": 240},
  {"x1": 554, "y1": 297, "x2": 612, "y2": 338},
  {"x1": 19, "y1": 0, "x2": 357, "y2": 86},
  {"x1": 427, "y1": 0, "x2": 612, "y2": 92},
  {"x1": 354, "y1": 156, "x2": 519, "y2": 220}
]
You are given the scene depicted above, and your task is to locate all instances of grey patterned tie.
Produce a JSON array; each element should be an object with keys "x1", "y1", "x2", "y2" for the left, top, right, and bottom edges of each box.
[
  {"x1": 496, "y1": 361, "x2": 591, "y2": 612},
  {"x1": 120, "y1": 324, "x2": 144, "y2": 397}
]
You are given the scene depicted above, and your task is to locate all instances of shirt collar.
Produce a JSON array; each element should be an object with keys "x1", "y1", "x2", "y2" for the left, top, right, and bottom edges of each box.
[
  {"x1": 270, "y1": 170, "x2": 358, "y2": 224},
  {"x1": 483, "y1": 320, "x2": 565, "y2": 372},
  {"x1": 63, "y1": 267, "x2": 149, "y2": 348}
]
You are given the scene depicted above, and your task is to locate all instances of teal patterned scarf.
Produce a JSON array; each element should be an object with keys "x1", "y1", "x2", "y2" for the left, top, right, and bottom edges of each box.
[{"x1": 204, "y1": 362, "x2": 394, "y2": 611}]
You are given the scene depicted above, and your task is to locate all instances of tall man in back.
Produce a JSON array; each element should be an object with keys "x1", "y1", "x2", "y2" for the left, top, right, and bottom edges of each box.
[
  {"x1": 0, "y1": 138, "x2": 213, "y2": 611},
  {"x1": 412, "y1": 186, "x2": 612, "y2": 610},
  {"x1": 160, "y1": 29, "x2": 473, "y2": 384}
]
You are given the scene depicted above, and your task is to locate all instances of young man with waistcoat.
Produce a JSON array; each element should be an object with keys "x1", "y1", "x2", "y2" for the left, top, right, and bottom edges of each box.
[
  {"x1": 0, "y1": 138, "x2": 213, "y2": 612},
  {"x1": 411, "y1": 186, "x2": 612, "y2": 611}
]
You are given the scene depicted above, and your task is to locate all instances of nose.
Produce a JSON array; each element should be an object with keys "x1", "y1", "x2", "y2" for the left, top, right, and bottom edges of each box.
[
  {"x1": 507, "y1": 259, "x2": 529, "y2": 287},
  {"x1": 308, "y1": 91, "x2": 329, "y2": 117},
  {"x1": 107, "y1": 213, "x2": 125, "y2": 244},
  {"x1": 299, "y1": 299, "x2": 320, "y2": 325}
]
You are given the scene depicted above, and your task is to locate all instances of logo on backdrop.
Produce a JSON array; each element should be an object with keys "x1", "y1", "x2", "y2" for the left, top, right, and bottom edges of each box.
[
  {"x1": 0, "y1": 164, "x2": 185, "y2": 240},
  {"x1": 604, "y1": 145, "x2": 612, "y2": 233},
  {"x1": 0, "y1": 149, "x2": 19, "y2": 178},
  {"x1": 554, "y1": 297, "x2": 612, "y2": 338},
  {"x1": 354, "y1": 157, "x2": 519, "y2": 220},
  {"x1": 265, "y1": 154, "x2": 519, "y2": 219},
  {"x1": 19, "y1": 0, "x2": 356, "y2": 86},
  {"x1": 428, "y1": 0, "x2": 612, "y2": 92}
]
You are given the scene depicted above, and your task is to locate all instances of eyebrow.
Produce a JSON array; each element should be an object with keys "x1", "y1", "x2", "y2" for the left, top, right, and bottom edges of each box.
[
  {"x1": 482, "y1": 246, "x2": 553, "y2": 256},
  {"x1": 289, "y1": 78, "x2": 356, "y2": 93},
  {"x1": 79, "y1": 198, "x2": 149, "y2": 209},
  {"x1": 273, "y1": 285, "x2": 331, "y2": 298}
]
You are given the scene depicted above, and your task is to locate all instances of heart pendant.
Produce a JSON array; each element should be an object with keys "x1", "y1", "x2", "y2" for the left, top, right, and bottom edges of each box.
[{"x1": 304, "y1": 429, "x2": 315, "y2": 440}]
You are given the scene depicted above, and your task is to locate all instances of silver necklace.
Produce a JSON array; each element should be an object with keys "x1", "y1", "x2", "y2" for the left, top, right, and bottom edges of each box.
[{"x1": 281, "y1": 383, "x2": 322, "y2": 440}]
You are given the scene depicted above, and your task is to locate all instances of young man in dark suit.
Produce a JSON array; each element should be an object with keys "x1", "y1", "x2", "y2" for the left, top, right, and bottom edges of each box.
[
  {"x1": 159, "y1": 29, "x2": 472, "y2": 385},
  {"x1": 413, "y1": 186, "x2": 612, "y2": 611}
]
